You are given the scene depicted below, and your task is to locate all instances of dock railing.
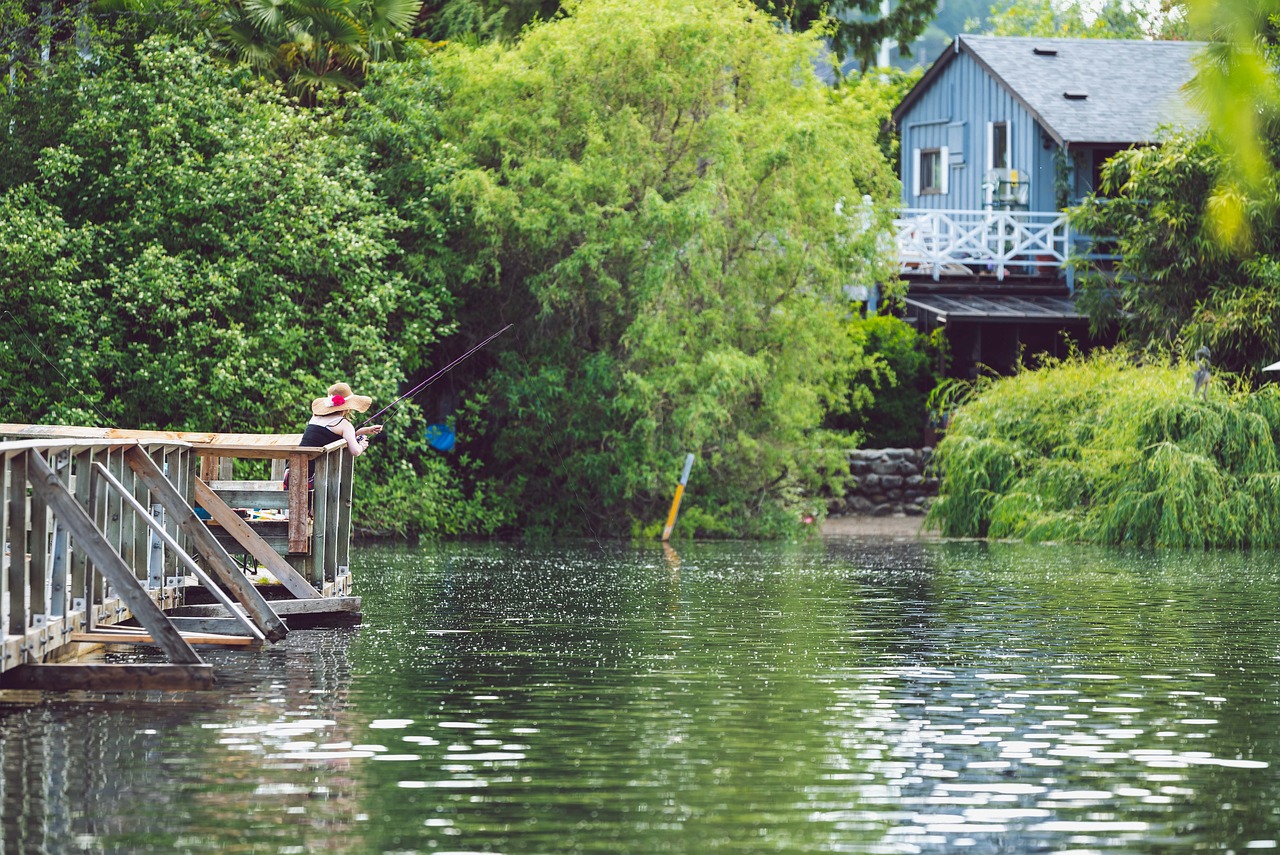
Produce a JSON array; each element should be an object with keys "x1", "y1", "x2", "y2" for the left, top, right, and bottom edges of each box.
[{"x1": 0, "y1": 425, "x2": 360, "y2": 691}]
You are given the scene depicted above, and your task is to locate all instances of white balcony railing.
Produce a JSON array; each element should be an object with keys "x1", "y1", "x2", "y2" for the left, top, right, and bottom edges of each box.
[{"x1": 894, "y1": 208, "x2": 1071, "y2": 282}]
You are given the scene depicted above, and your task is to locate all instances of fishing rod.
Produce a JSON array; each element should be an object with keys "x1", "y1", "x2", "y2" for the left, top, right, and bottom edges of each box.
[{"x1": 360, "y1": 323, "x2": 514, "y2": 427}]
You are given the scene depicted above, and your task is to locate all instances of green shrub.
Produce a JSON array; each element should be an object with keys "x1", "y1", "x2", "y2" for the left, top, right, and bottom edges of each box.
[
  {"x1": 827, "y1": 314, "x2": 939, "y2": 448},
  {"x1": 928, "y1": 350, "x2": 1280, "y2": 547}
]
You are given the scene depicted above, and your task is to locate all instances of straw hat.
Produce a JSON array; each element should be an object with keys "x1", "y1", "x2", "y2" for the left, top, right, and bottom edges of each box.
[{"x1": 311, "y1": 382, "x2": 373, "y2": 416}]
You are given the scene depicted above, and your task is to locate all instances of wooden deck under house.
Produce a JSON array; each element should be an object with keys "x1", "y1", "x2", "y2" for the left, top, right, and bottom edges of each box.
[{"x1": 0, "y1": 424, "x2": 364, "y2": 692}]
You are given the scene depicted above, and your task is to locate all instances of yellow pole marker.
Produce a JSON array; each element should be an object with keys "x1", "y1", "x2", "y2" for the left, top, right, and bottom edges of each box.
[{"x1": 661, "y1": 453, "x2": 696, "y2": 542}]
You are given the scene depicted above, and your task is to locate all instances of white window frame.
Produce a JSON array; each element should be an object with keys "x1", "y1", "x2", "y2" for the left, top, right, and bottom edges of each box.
[
  {"x1": 915, "y1": 147, "x2": 948, "y2": 196},
  {"x1": 987, "y1": 121, "x2": 1010, "y2": 172}
]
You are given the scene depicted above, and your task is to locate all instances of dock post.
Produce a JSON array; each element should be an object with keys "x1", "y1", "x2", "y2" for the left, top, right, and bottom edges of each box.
[{"x1": 661, "y1": 453, "x2": 695, "y2": 542}]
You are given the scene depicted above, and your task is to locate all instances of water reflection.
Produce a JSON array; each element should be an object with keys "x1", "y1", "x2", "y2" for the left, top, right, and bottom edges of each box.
[{"x1": 3, "y1": 540, "x2": 1280, "y2": 853}]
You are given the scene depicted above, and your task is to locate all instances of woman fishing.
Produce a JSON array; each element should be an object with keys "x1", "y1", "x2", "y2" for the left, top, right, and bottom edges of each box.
[{"x1": 294, "y1": 382, "x2": 384, "y2": 485}]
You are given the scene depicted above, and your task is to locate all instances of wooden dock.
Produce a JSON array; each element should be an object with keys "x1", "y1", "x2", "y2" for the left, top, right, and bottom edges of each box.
[{"x1": 0, "y1": 424, "x2": 363, "y2": 691}]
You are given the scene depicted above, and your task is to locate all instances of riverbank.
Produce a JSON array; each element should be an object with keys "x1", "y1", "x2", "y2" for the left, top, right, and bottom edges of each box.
[{"x1": 821, "y1": 513, "x2": 940, "y2": 539}]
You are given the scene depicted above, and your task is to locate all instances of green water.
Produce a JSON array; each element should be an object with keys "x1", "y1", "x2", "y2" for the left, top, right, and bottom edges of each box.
[{"x1": 5, "y1": 538, "x2": 1280, "y2": 853}]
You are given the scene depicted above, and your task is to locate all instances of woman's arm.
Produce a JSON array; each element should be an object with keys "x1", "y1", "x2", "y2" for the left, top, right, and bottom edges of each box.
[{"x1": 336, "y1": 419, "x2": 365, "y2": 456}]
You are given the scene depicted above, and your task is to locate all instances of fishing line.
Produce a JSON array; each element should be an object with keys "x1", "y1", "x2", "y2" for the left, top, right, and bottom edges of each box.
[
  {"x1": 0, "y1": 310, "x2": 117, "y2": 428},
  {"x1": 360, "y1": 323, "x2": 514, "y2": 427}
]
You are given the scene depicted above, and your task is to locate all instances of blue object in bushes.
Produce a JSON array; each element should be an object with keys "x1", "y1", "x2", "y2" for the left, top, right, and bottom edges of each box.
[{"x1": 425, "y1": 424, "x2": 455, "y2": 452}]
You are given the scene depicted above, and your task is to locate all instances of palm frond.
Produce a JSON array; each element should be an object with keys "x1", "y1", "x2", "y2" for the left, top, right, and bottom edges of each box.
[
  {"x1": 291, "y1": 66, "x2": 358, "y2": 92},
  {"x1": 364, "y1": 0, "x2": 423, "y2": 34},
  {"x1": 244, "y1": 0, "x2": 292, "y2": 33}
]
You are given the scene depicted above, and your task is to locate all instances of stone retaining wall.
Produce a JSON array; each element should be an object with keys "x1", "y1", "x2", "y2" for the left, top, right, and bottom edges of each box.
[{"x1": 827, "y1": 448, "x2": 937, "y2": 517}]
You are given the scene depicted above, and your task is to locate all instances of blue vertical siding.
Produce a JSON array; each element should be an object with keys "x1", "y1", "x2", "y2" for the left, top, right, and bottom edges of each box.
[{"x1": 899, "y1": 49, "x2": 1068, "y2": 213}]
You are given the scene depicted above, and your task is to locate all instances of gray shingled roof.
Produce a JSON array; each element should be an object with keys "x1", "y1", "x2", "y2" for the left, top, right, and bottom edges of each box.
[{"x1": 902, "y1": 35, "x2": 1208, "y2": 146}]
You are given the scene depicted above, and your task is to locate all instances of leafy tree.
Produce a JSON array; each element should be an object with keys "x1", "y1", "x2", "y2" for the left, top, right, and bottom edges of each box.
[
  {"x1": 405, "y1": 0, "x2": 900, "y2": 536},
  {"x1": 1179, "y1": 0, "x2": 1280, "y2": 249},
  {"x1": 1070, "y1": 129, "x2": 1280, "y2": 377},
  {"x1": 980, "y1": 0, "x2": 1185, "y2": 39},
  {"x1": 1, "y1": 0, "x2": 217, "y2": 74},
  {"x1": 0, "y1": 36, "x2": 439, "y2": 432},
  {"x1": 928, "y1": 350, "x2": 1280, "y2": 547},
  {"x1": 410, "y1": 0, "x2": 938, "y2": 75},
  {"x1": 764, "y1": 0, "x2": 940, "y2": 73},
  {"x1": 416, "y1": 0, "x2": 559, "y2": 42}
]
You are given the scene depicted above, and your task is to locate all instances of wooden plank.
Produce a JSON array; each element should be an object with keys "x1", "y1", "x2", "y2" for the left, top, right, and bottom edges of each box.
[
  {"x1": 29, "y1": 451, "x2": 50, "y2": 622},
  {"x1": 336, "y1": 450, "x2": 354, "y2": 573},
  {"x1": 206, "y1": 489, "x2": 290, "y2": 510},
  {"x1": 49, "y1": 449, "x2": 73, "y2": 619},
  {"x1": 0, "y1": 663, "x2": 215, "y2": 691},
  {"x1": 208, "y1": 480, "x2": 286, "y2": 492},
  {"x1": 323, "y1": 452, "x2": 341, "y2": 582},
  {"x1": 168, "y1": 596, "x2": 362, "y2": 619},
  {"x1": 167, "y1": 616, "x2": 258, "y2": 636},
  {"x1": 312, "y1": 453, "x2": 331, "y2": 587},
  {"x1": 0, "y1": 457, "x2": 8, "y2": 638},
  {"x1": 70, "y1": 449, "x2": 91, "y2": 610},
  {"x1": 123, "y1": 447, "x2": 288, "y2": 643},
  {"x1": 49, "y1": 520, "x2": 69, "y2": 618},
  {"x1": 125, "y1": 452, "x2": 145, "y2": 578},
  {"x1": 0, "y1": 424, "x2": 304, "y2": 449},
  {"x1": 169, "y1": 447, "x2": 195, "y2": 579},
  {"x1": 90, "y1": 448, "x2": 106, "y2": 620},
  {"x1": 199, "y1": 454, "x2": 219, "y2": 483},
  {"x1": 26, "y1": 451, "x2": 203, "y2": 665},
  {"x1": 210, "y1": 529, "x2": 291, "y2": 553},
  {"x1": 199, "y1": 445, "x2": 326, "y2": 461},
  {"x1": 287, "y1": 452, "x2": 309, "y2": 554},
  {"x1": 70, "y1": 631, "x2": 257, "y2": 647},
  {"x1": 7, "y1": 449, "x2": 27, "y2": 635},
  {"x1": 103, "y1": 448, "x2": 124, "y2": 576},
  {"x1": 194, "y1": 478, "x2": 322, "y2": 600}
]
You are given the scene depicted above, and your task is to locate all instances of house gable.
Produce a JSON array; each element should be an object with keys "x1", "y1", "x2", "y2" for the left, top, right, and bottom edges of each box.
[
  {"x1": 894, "y1": 42, "x2": 1052, "y2": 212},
  {"x1": 892, "y1": 35, "x2": 1207, "y2": 213}
]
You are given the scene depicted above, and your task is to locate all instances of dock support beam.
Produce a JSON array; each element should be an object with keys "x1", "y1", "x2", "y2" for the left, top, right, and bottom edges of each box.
[
  {"x1": 123, "y1": 447, "x2": 288, "y2": 643},
  {"x1": 25, "y1": 450, "x2": 203, "y2": 665}
]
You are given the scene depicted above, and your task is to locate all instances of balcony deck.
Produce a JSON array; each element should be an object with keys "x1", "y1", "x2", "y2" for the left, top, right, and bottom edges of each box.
[{"x1": 894, "y1": 208, "x2": 1101, "y2": 288}]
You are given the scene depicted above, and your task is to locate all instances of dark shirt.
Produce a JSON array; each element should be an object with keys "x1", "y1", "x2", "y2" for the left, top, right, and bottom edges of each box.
[{"x1": 300, "y1": 419, "x2": 345, "y2": 478}]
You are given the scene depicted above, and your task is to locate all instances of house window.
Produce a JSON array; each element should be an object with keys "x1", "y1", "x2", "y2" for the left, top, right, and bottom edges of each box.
[
  {"x1": 920, "y1": 148, "x2": 943, "y2": 194},
  {"x1": 992, "y1": 122, "x2": 1009, "y2": 170}
]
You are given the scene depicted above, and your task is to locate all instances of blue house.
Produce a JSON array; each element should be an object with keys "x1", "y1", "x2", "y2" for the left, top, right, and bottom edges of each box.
[{"x1": 889, "y1": 35, "x2": 1205, "y2": 375}]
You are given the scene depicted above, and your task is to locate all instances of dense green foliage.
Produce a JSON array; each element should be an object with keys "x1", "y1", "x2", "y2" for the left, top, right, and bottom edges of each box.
[
  {"x1": 980, "y1": 0, "x2": 1186, "y2": 39},
  {"x1": 1070, "y1": 130, "x2": 1280, "y2": 377},
  {"x1": 827, "y1": 314, "x2": 939, "y2": 448},
  {"x1": 0, "y1": 0, "x2": 910, "y2": 539},
  {"x1": 214, "y1": 0, "x2": 424, "y2": 98},
  {"x1": 0, "y1": 37, "x2": 434, "y2": 430},
  {"x1": 411, "y1": 0, "x2": 900, "y2": 536},
  {"x1": 414, "y1": 0, "x2": 941, "y2": 74},
  {"x1": 758, "y1": 0, "x2": 940, "y2": 73},
  {"x1": 928, "y1": 352, "x2": 1280, "y2": 547}
]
